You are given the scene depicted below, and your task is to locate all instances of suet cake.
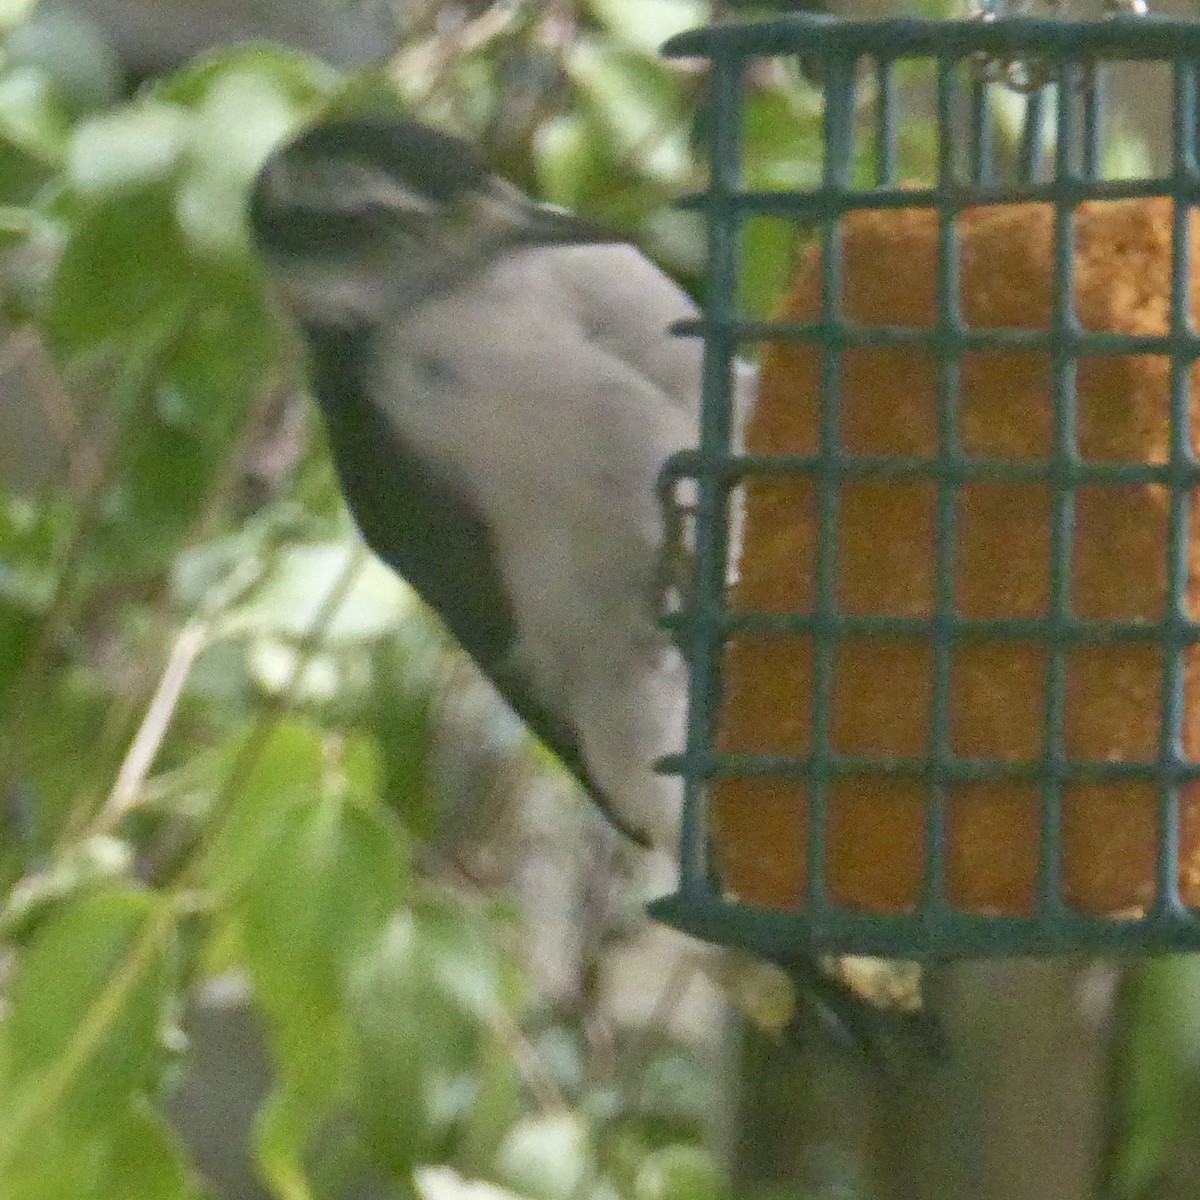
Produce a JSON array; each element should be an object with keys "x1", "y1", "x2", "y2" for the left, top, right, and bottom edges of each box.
[{"x1": 715, "y1": 196, "x2": 1200, "y2": 915}]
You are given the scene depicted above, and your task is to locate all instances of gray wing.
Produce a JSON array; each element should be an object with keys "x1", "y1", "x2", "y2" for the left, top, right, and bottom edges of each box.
[{"x1": 302, "y1": 322, "x2": 651, "y2": 846}]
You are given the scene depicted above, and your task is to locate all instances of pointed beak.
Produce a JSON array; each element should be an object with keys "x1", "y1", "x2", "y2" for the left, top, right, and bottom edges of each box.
[
  {"x1": 520, "y1": 200, "x2": 624, "y2": 246},
  {"x1": 471, "y1": 181, "x2": 624, "y2": 247}
]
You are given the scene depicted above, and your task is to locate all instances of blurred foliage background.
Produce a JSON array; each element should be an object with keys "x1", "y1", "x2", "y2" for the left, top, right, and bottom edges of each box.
[
  {"x1": 0, "y1": 3, "x2": 831, "y2": 1197},
  {"x1": 2, "y1": 1, "x2": 1200, "y2": 1199}
]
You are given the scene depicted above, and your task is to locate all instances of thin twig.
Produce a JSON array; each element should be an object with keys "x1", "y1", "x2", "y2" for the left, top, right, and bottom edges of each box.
[
  {"x1": 54, "y1": 369, "x2": 291, "y2": 848},
  {"x1": 88, "y1": 555, "x2": 264, "y2": 839},
  {"x1": 0, "y1": 544, "x2": 369, "y2": 1179},
  {"x1": 622, "y1": 951, "x2": 703, "y2": 1117},
  {"x1": 393, "y1": 0, "x2": 521, "y2": 111},
  {"x1": 0, "y1": 307, "x2": 193, "y2": 803},
  {"x1": 566, "y1": 945, "x2": 704, "y2": 1200},
  {"x1": 489, "y1": 1003, "x2": 572, "y2": 1116},
  {"x1": 16, "y1": 328, "x2": 105, "y2": 497},
  {"x1": 172, "y1": 541, "x2": 371, "y2": 890}
]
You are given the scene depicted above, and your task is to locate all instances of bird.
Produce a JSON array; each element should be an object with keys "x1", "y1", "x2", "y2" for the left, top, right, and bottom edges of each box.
[
  {"x1": 248, "y1": 115, "x2": 708, "y2": 854},
  {"x1": 247, "y1": 115, "x2": 931, "y2": 1063}
]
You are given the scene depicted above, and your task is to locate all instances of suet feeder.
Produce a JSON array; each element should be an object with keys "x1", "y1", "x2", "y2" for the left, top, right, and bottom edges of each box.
[{"x1": 652, "y1": 5, "x2": 1200, "y2": 963}]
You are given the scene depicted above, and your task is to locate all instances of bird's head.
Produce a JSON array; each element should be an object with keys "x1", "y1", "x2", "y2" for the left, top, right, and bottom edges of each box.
[{"x1": 250, "y1": 116, "x2": 616, "y2": 331}]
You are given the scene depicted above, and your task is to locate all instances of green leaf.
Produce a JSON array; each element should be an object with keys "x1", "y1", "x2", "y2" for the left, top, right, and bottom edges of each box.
[
  {"x1": 96, "y1": 1102, "x2": 199, "y2": 1200},
  {"x1": 322, "y1": 73, "x2": 410, "y2": 124},
  {"x1": 225, "y1": 542, "x2": 416, "y2": 644},
  {"x1": 160, "y1": 266, "x2": 276, "y2": 437},
  {"x1": 0, "y1": 494, "x2": 65, "y2": 598},
  {"x1": 586, "y1": 0, "x2": 706, "y2": 54},
  {"x1": 4, "y1": 8, "x2": 124, "y2": 112},
  {"x1": 494, "y1": 1114, "x2": 594, "y2": 1200},
  {"x1": 0, "y1": 65, "x2": 71, "y2": 160},
  {"x1": 566, "y1": 38, "x2": 691, "y2": 188},
  {"x1": 253, "y1": 1080, "x2": 326, "y2": 1200},
  {"x1": 46, "y1": 186, "x2": 193, "y2": 355},
  {"x1": 737, "y1": 216, "x2": 802, "y2": 322},
  {"x1": 533, "y1": 113, "x2": 614, "y2": 212},
  {"x1": 7, "y1": 672, "x2": 111, "y2": 852},
  {"x1": 1, "y1": 835, "x2": 134, "y2": 942},
  {"x1": 1102, "y1": 109, "x2": 1153, "y2": 182},
  {"x1": 149, "y1": 43, "x2": 338, "y2": 111},
  {"x1": 742, "y1": 90, "x2": 824, "y2": 193},
  {"x1": 228, "y1": 789, "x2": 407, "y2": 1197},
  {"x1": 634, "y1": 1146, "x2": 723, "y2": 1200},
  {"x1": 0, "y1": 0, "x2": 37, "y2": 30},
  {"x1": 459, "y1": 1023, "x2": 526, "y2": 1176},
  {"x1": 415, "y1": 1165, "x2": 534, "y2": 1200},
  {"x1": 349, "y1": 897, "x2": 522, "y2": 1179},
  {"x1": 0, "y1": 202, "x2": 34, "y2": 244},
  {"x1": 175, "y1": 69, "x2": 305, "y2": 254},
  {"x1": 67, "y1": 104, "x2": 191, "y2": 195},
  {"x1": 237, "y1": 788, "x2": 409, "y2": 1082},
  {"x1": 46, "y1": 205, "x2": 275, "y2": 575},
  {"x1": 199, "y1": 719, "x2": 326, "y2": 898},
  {"x1": 346, "y1": 913, "x2": 436, "y2": 1178},
  {"x1": 94, "y1": 269, "x2": 274, "y2": 577},
  {"x1": 366, "y1": 623, "x2": 446, "y2": 844},
  {"x1": 93, "y1": 408, "x2": 219, "y2": 577},
  {"x1": 0, "y1": 1123, "x2": 108, "y2": 1200},
  {"x1": 0, "y1": 890, "x2": 174, "y2": 1151},
  {"x1": 1108, "y1": 958, "x2": 1200, "y2": 1198}
]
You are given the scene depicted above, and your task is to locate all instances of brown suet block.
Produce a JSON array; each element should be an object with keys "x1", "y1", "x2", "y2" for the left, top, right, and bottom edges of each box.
[{"x1": 714, "y1": 198, "x2": 1200, "y2": 916}]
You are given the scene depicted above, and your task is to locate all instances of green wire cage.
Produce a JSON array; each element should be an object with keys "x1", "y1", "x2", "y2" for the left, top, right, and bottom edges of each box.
[{"x1": 651, "y1": 9, "x2": 1200, "y2": 964}]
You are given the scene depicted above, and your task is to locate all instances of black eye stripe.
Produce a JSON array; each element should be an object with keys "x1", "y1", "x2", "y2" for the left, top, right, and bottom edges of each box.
[
  {"x1": 252, "y1": 197, "x2": 428, "y2": 256},
  {"x1": 250, "y1": 118, "x2": 485, "y2": 258},
  {"x1": 255, "y1": 205, "x2": 390, "y2": 255}
]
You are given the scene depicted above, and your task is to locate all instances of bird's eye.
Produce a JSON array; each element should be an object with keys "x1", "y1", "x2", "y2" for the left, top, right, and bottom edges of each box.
[{"x1": 252, "y1": 199, "x2": 398, "y2": 257}]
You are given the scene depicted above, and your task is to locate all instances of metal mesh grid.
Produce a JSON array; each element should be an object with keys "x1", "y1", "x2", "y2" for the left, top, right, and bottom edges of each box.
[{"x1": 650, "y1": 14, "x2": 1200, "y2": 962}]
